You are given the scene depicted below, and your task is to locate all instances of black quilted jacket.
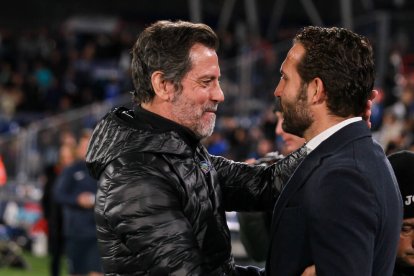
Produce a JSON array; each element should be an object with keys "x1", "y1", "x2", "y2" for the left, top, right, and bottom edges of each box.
[{"x1": 86, "y1": 107, "x2": 306, "y2": 276}]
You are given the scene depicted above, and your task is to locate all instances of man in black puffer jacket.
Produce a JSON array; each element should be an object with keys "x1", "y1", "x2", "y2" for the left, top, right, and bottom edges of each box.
[{"x1": 86, "y1": 20, "x2": 307, "y2": 275}]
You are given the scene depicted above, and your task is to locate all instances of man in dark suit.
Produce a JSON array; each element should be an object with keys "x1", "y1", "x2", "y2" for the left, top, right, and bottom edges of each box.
[{"x1": 267, "y1": 26, "x2": 403, "y2": 275}]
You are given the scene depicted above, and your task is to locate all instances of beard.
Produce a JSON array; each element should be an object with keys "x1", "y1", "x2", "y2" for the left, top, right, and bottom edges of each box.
[
  {"x1": 170, "y1": 91, "x2": 217, "y2": 139},
  {"x1": 395, "y1": 255, "x2": 414, "y2": 269},
  {"x1": 279, "y1": 84, "x2": 313, "y2": 138}
]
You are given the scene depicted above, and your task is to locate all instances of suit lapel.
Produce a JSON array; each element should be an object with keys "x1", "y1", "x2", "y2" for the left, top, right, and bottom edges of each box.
[
  {"x1": 269, "y1": 120, "x2": 372, "y2": 238},
  {"x1": 269, "y1": 149, "x2": 320, "y2": 235}
]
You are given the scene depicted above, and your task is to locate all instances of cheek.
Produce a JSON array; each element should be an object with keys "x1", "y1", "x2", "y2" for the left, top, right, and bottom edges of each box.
[
  {"x1": 282, "y1": 86, "x2": 298, "y2": 103},
  {"x1": 398, "y1": 237, "x2": 413, "y2": 254},
  {"x1": 197, "y1": 91, "x2": 214, "y2": 107},
  {"x1": 186, "y1": 87, "x2": 205, "y2": 101}
]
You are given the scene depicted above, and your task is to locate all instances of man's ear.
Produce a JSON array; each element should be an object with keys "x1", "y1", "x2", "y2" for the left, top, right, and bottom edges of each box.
[
  {"x1": 309, "y1": 77, "x2": 326, "y2": 104},
  {"x1": 151, "y1": 71, "x2": 174, "y2": 101}
]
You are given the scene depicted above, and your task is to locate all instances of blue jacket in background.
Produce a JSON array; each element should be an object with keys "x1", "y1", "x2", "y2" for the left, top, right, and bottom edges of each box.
[{"x1": 53, "y1": 160, "x2": 97, "y2": 238}]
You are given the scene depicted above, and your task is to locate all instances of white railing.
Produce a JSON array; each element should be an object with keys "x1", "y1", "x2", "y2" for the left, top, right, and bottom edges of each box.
[{"x1": 0, "y1": 95, "x2": 132, "y2": 186}]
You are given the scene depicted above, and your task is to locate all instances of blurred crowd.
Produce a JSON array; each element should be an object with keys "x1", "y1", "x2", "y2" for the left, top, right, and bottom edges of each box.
[
  {"x1": 0, "y1": 24, "x2": 135, "y2": 133},
  {"x1": 1, "y1": 21, "x2": 413, "y2": 163}
]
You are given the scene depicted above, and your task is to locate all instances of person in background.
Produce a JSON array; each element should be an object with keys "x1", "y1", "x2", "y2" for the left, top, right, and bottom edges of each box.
[
  {"x1": 0, "y1": 155, "x2": 7, "y2": 186},
  {"x1": 388, "y1": 150, "x2": 414, "y2": 276},
  {"x1": 238, "y1": 106, "x2": 306, "y2": 263},
  {"x1": 54, "y1": 130, "x2": 103, "y2": 276},
  {"x1": 275, "y1": 110, "x2": 306, "y2": 156},
  {"x1": 41, "y1": 139, "x2": 77, "y2": 276}
]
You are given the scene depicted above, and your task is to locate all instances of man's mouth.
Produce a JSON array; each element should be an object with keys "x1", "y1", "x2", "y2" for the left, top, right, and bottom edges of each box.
[{"x1": 204, "y1": 106, "x2": 218, "y2": 113}]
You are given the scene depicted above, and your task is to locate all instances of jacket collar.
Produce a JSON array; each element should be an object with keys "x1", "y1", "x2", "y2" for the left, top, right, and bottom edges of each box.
[
  {"x1": 134, "y1": 105, "x2": 200, "y2": 152},
  {"x1": 86, "y1": 106, "x2": 200, "y2": 179}
]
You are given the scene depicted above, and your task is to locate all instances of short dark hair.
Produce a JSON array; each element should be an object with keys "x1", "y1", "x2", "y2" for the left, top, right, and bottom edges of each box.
[
  {"x1": 294, "y1": 26, "x2": 375, "y2": 117},
  {"x1": 131, "y1": 20, "x2": 218, "y2": 104}
]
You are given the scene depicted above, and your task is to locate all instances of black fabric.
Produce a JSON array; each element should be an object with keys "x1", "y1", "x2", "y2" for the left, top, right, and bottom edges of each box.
[
  {"x1": 134, "y1": 105, "x2": 199, "y2": 151},
  {"x1": 388, "y1": 150, "x2": 414, "y2": 219},
  {"x1": 393, "y1": 264, "x2": 414, "y2": 276}
]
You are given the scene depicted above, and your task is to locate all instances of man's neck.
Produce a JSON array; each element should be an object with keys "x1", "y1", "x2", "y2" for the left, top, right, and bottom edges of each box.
[
  {"x1": 135, "y1": 105, "x2": 200, "y2": 150},
  {"x1": 141, "y1": 101, "x2": 173, "y2": 121},
  {"x1": 305, "y1": 117, "x2": 362, "y2": 152},
  {"x1": 304, "y1": 114, "x2": 353, "y2": 142}
]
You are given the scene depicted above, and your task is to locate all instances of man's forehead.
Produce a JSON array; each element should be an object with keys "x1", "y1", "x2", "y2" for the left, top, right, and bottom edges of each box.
[
  {"x1": 279, "y1": 44, "x2": 305, "y2": 76},
  {"x1": 187, "y1": 46, "x2": 220, "y2": 79},
  {"x1": 188, "y1": 68, "x2": 220, "y2": 79},
  {"x1": 286, "y1": 44, "x2": 305, "y2": 65}
]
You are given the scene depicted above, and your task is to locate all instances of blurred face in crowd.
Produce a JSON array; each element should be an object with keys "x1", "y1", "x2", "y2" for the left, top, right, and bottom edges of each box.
[
  {"x1": 396, "y1": 218, "x2": 414, "y2": 267},
  {"x1": 77, "y1": 136, "x2": 91, "y2": 159},
  {"x1": 170, "y1": 43, "x2": 224, "y2": 139},
  {"x1": 274, "y1": 43, "x2": 313, "y2": 138},
  {"x1": 275, "y1": 111, "x2": 306, "y2": 154},
  {"x1": 59, "y1": 144, "x2": 76, "y2": 167}
]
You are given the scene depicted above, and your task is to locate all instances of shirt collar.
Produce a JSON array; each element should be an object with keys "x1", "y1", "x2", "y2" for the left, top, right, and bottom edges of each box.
[{"x1": 305, "y1": 117, "x2": 362, "y2": 153}]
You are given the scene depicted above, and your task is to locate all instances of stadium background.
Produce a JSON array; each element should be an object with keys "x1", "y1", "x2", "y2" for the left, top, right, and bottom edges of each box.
[{"x1": 1, "y1": 0, "x2": 414, "y2": 273}]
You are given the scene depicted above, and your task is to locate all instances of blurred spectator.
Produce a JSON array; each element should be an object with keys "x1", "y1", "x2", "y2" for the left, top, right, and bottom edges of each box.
[
  {"x1": 41, "y1": 141, "x2": 77, "y2": 276},
  {"x1": 0, "y1": 154, "x2": 6, "y2": 186},
  {"x1": 33, "y1": 60, "x2": 54, "y2": 91},
  {"x1": 205, "y1": 132, "x2": 229, "y2": 156},
  {"x1": 53, "y1": 130, "x2": 102, "y2": 276},
  {"x1": 374, "y1": 85, "x2": 414, "y2": 154},
  {"x1": 238, "y1": 108, "x2": 305, "y2": 262},
  {"x1": 275, "y1": 110, "x2": 306, "y2": 156},
  {"x1": 387, "y1": 151, "x2": 414, "y2": 276},
  {"x1": 227, "y1": 126, "x2": 253, "y2": 161},
  {"x1": 247, "y1": 137, "x2": 274, "y2": 161}
]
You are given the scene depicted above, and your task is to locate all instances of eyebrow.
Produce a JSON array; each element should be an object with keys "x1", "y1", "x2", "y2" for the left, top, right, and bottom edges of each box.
[
  {"x1": 199, "y1": 74, "x2": 221, "y2": 81},
  {"x1": 202, "y1": 75, "x2": 217, "y2": 80},
  {"x1": 190, "y1": 75, "x2": 220, "y2": 85},
  {"x1": 191, "y1": 74, "x2": 214, "y2": 80}
]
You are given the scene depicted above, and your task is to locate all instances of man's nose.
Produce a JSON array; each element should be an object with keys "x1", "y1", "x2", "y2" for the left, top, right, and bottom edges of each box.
[
  {"x1": 274, "y1": 81, "x2": 283, "y2": 97},
  {"x1": 212, "y1": 83, "x2": 225, "y2": 103}
]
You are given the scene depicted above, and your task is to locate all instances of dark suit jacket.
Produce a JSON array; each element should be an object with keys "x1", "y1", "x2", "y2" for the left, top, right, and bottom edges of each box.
[{"x1": 264, "y1": 120, "x2": 402, "y2": 276}]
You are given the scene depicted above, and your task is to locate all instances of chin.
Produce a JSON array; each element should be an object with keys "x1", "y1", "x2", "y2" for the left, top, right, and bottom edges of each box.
[
  {"x1": 397, "y1": 256, "x2": 414, "y2": 268},
  {"x1": 407, "y1": 256, "x2": 414, "y2": 266},
  {"x1": 196, "y1": 126, "x2": 214, "y2": 139}
]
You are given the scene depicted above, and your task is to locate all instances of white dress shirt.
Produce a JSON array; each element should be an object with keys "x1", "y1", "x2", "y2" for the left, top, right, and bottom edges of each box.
[{"x1": 305, "y1": 117, "x2": 362, "y2": 153}]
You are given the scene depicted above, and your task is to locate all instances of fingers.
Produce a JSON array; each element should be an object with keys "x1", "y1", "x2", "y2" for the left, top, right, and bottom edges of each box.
[
  {"x1": 370, "y1": 89, "x2": 378, "y2": 101},
  {"x1": 361, "y1": 89, "x2": 377, "y2": 129},
  {"x1": 301, "y1": 265, "x2": 316, "y2": 276}
]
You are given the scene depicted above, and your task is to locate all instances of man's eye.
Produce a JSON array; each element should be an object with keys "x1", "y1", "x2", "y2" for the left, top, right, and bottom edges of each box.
[
  {"x1": 201, "y1": 80, "x2": 212, "y2": 86},
  {"x1": 401, "y1": 225, "x2": 414, "y2": 237}
]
